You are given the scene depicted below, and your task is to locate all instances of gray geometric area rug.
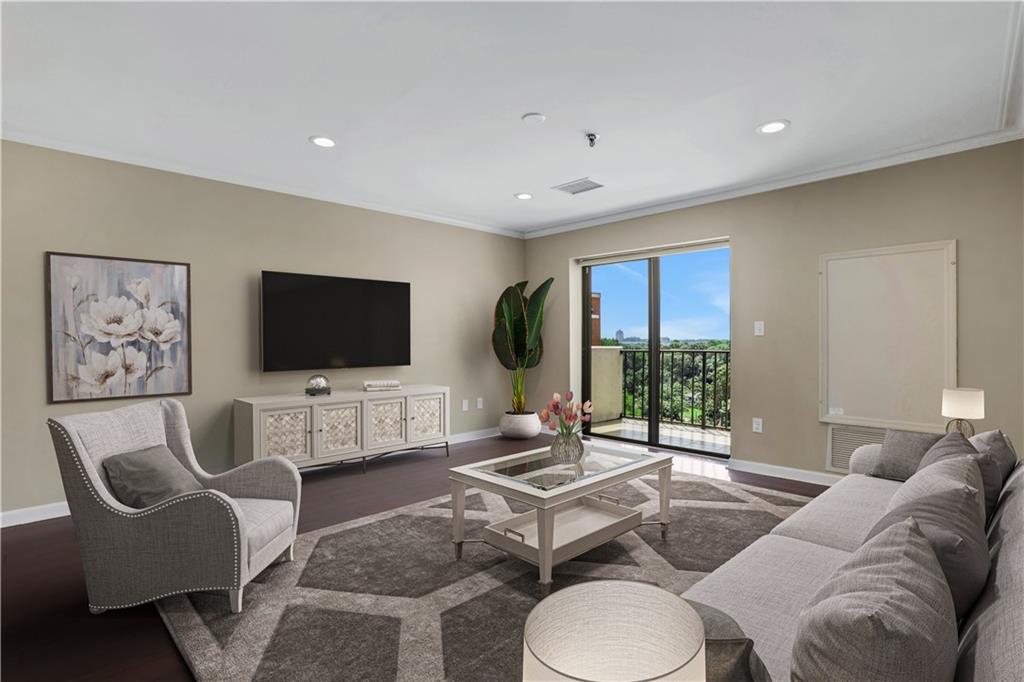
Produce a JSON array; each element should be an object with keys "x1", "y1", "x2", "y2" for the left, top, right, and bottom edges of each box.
[{"x1": 156, "y1": 472, "x2": 809, "y2": 681}]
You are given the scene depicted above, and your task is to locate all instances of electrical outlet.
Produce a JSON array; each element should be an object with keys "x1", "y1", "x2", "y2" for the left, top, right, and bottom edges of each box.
[
  {"x1": 477, "y1": 397, "x2": 484, "y2": 409},
  {"x1": 752, "y1": 417, "x2": 763, "y2": 433},
  {"x1": 461, "y1": 399, "x2": 469, "y2": 412},
  {"x1": 754, "y1": 320, "x2": 765, "y2": 336}
]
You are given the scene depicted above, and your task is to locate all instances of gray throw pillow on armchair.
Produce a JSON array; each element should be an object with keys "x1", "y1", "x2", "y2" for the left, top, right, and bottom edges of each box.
[
  {"x1": 791, "y1": 518, "x2": 958, "y2": 682},
  {"x1": 103, "y1": 444, "x2": 204, "y2": 509},
  {"x1": 918, "y1": 431, "x2": 1002, "y2": 522},
  {"x1": 868, "y1": 429, "x2": 942, "y2": 481}
]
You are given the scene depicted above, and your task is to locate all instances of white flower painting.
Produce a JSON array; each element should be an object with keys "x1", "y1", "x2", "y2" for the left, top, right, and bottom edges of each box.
[{"x1": 47, "y1": 252, "x2": 191, "y2": 403}]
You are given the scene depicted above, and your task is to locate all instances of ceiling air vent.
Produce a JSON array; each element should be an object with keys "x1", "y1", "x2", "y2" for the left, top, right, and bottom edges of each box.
[{"x1": 552, "y1": 177, "x2": 604, "y2": 195}]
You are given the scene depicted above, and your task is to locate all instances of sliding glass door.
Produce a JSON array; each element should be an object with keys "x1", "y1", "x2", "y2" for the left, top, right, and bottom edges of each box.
[{"x1": 582, "y1": 245, "x2": 731, "y2": 456}]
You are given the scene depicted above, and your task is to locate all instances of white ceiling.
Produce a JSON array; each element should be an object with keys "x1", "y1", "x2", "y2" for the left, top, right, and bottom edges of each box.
[{"x1": 3, "y1": 2, "x2": 1022, "y2": 238}]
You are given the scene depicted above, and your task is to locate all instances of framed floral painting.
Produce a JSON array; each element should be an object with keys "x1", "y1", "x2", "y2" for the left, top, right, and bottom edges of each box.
[{"x1": 46, "y1": 252, "x2": 192, "y2": 403}]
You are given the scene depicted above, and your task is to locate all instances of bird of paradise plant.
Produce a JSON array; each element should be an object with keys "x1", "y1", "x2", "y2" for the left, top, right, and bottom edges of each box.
[{"x1": 491, "y1": 278, "x2": 554, "y2": 414}]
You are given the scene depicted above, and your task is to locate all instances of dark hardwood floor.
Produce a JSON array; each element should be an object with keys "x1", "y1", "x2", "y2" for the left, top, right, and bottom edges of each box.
[{"x1": 1, "y1": 435, "x2": 826, "y2": 681}]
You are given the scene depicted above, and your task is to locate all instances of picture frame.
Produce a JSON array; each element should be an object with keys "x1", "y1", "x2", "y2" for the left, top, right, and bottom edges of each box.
[{"x1": 45, "y1": 251, "x2": 192, "y2": 404}]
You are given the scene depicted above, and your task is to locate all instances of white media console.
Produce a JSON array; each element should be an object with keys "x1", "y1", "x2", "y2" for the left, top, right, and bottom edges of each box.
[{"x1": 234, "y1": 384, "x2": 450, "y2": 471}]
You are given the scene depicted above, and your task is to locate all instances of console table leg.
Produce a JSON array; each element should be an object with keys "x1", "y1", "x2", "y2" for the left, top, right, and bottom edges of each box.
[
  {"x1": 659, "y1": 465, "x2": 671, "y2": 540},
  {"x1": 362, "y1": 457, "x2": 367, "y2": 474},
  {"x1": 451, "y1": 480, "x2": 466, "y2": 560},
  {"x1": 537, "y1": 507, "x2": 555, "y2": 590}
]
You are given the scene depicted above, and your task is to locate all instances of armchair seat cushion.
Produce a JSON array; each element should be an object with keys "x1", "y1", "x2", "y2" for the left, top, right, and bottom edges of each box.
[{"x1": 235, "y1": 498, "x2": 294, "y2": 557}]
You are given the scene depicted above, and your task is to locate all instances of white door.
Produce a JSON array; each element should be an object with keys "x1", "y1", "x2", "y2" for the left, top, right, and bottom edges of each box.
[
  {"x1": 367, "y1": 397, "x2": 406, "y2": 449},
  {"x1": 316, "y1": 402, "x2": 362, "y2": 458},
  {"x1": 408, "y1": 393, "x2": 446, "y2": 443},
  {"x1": 260, "y1": 406, "x2": 314, "y2": 463}
]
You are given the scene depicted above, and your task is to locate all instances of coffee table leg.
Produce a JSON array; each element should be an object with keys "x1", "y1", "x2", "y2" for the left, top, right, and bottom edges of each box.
[
  {"x1": 659, "y1": 465, "x2": 671, "y2": 540},
  {"x1": 451, "y1": 480, "x2": 465, "y2": 560},
  {"x1": 537, "y1": 507, "x2": 555, "y2": 593}
]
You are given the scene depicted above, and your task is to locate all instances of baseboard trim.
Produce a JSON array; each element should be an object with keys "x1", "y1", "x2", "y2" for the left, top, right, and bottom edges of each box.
[
  {"x1": 1, "y1": 501, "x2": 71, "y2": 528},
  {"x1": 449, "y1": 427, "x2": 502, "y2": 444},
  {"x1": 0, "y1": 427, "x2": 510, "y2": 528},
  {"x1": 728, "y1": 459, "x2": 845, "y2": 487}
]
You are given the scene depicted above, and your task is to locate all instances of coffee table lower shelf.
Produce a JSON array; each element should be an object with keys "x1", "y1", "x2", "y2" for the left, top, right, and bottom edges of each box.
[{"x1": 483, "y1": 496, "x2": 642, "y2": 567}]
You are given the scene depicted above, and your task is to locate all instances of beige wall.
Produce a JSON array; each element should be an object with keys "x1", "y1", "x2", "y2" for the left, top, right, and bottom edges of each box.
[
  {"x1": 1, "y1": 141, "x2": 526, "y2": 511},
  {"x1": 526, "y1": 141, "x2": 1024, "y2": 475}
]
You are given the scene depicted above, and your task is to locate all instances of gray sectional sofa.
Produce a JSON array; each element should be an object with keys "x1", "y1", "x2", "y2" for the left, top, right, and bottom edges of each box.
[{"x1": 683, "y1": 443, "x2": 1023, "y2": 681}]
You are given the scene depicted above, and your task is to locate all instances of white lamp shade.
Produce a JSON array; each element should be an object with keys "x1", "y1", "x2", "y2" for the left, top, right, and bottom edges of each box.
[{"x1": 942, "y1": 388, "x2": 985, "y2": 420}]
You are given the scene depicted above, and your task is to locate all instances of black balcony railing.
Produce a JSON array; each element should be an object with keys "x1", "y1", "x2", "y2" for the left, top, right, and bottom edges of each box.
[{"x1": 621, "y1": 349, "x2": 731, "y2": 430}]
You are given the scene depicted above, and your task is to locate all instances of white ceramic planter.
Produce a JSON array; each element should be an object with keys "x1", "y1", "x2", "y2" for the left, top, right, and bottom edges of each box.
[{"x1": 499, "y1": 412, "x2": 543, "y2": 439}]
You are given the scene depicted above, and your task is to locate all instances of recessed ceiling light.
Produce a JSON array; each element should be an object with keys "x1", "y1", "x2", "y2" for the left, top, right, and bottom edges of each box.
[
  {"x1": 514, "y1": 193, "x2": 533, "y2": 200},
  {"x1": 309, "y1": 135, "x2": 335, "y2": 148},
  {"x1": 757, "y1": 120, "x2": 790, "y2": 135},
  {"x1": 521, "y1": 112, "x2": 546, "y2": 125}
]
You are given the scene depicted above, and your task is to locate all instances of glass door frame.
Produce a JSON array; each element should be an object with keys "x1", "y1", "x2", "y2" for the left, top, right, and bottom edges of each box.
[{"x1": 581, "y1": 255, "x2": 728, "y2": 459}]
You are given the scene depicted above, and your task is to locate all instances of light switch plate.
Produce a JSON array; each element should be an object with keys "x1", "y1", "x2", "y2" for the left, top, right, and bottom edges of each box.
[
  {"x1": 477, "y1": 397, "x2": 484, "y2": 409},
  {"x1": 461, "y1": 399, "x2": 469, "y2": 412},
  {"x1": 752, "y1": 417, "x2": 763, "y2": 433},
  {"x1": 754, "y1": 320, "x2": 765, "y2": 336}
]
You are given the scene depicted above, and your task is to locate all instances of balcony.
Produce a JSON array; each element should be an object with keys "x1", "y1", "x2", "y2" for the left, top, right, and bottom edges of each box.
[{"x1": 588, "y1": 347, "x2": 731, "y2": 456}]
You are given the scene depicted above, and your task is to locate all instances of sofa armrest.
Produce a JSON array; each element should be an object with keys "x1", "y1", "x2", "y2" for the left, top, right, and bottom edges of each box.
[
  {"x1": 201, "y1": 457, "x2": 301, "y2": 509},
  {"x1": 848, "y1": 444, "x2": 883, "y2": 475}
]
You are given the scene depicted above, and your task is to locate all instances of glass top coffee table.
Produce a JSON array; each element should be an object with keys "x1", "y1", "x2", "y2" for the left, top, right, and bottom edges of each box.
[{"x1": 448, "y1": 442, "x2": 673, "y2": 590}]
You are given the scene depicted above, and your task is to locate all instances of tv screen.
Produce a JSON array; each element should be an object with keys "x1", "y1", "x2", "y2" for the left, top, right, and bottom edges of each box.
[{"x1": 261, "y1": 271, "x2": 410, "y2": 371}]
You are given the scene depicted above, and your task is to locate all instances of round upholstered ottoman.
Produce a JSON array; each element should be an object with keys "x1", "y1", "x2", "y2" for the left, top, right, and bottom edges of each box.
[{"x1": 522, "y1": 580, "x2": 706, "y2": 681}]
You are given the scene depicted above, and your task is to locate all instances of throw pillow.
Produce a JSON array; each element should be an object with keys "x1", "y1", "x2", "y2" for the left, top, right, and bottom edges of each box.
[
  {"x1": 888, "y1": 455, "x2": 985, "y2": 523},
  {"x1": 791, "y1": 518, "x2": 958, "y2": 682},
  {"x1": 103, "y1": 444, "x2": 203, "y2": 509},
  {"x1": 868, "y1": 429, "x2": 942, "y2": 481},
  {"x1": 866, "y1": 489, "x2": 989, "y2": 620},
  {"x1": 970, "y1": 429, "x2": 1019, "y2": 487},
  {"x1": 918, "y1": 431, "x2": 1001, "y2": 522}
]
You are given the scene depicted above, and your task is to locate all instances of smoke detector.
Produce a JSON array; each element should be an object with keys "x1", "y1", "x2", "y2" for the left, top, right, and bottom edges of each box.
[{"x1": 552, "y1": 177, "x2": 604, "y2": 195}]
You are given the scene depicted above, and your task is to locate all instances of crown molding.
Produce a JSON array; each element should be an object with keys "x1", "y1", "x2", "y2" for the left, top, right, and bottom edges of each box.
[
  {"x1": 0, "y1": 128, "x2": 526, "y2": 240},
  {"x1": 522, "y1": 126, "x2": 1024, "y2": 240}
]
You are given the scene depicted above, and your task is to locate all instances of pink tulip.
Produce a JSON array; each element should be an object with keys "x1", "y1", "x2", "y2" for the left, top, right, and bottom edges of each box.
[
  {"x1": 567, "y1": 413, "x2": 578, "y2": 424},
  {"x1": 565, "y1": 390, "x2": 573, "y2": 402},
  {"x1": 582, "y1": 413, "x2": 591, "y2": 423},
  {"x1": 548, "y1": 421, "x2": 557, "y2": 431},
  {"x1": 582, "y1": 400, "x2": 593, "y2": 414},
  {"x1": 539, "y1": 408, "x2": 550, "y2": 422},
  {"x1": 551, "y1": 401, "x2": 561, "y2": 415},
  {"x1": 553, "y1": 392, "x2": 561, "y2": 404}
]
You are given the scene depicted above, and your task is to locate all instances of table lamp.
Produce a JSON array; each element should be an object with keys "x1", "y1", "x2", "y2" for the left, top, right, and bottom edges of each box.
[{"x1": 942, "y1": 388, "x2": 984, "y2": 437}]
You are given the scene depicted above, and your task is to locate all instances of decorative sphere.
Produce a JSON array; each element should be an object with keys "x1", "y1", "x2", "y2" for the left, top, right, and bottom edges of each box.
[{"x1": 307, "y1": 374, "x2": 330, "y2": 390}]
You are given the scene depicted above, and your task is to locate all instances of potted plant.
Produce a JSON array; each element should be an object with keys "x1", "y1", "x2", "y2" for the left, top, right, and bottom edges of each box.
[
  {"x1": 492, "y1": 277, "x2": 554, "y2": 438},
  {"x1": 540, "y1": 391, "x2": 592, "y2": 463}
]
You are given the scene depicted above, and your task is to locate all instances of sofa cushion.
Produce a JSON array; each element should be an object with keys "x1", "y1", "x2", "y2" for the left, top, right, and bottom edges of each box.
[
  {"x1": 866, "y1": 487, "x2": 989, "y2": 620},
  {"x1": 684, "y1": 535, "x2": 851, "y2": 682},
  {"x1": 869, "y1": 429, "x2": 942, "y2": 481},
  {"x1": 919, "y1": 431, "x2": 1002, "y2": 522},
  {"x1": 791, "y1": 518, "x2": 958, "y2": 682},
  {"x1": 234, "y1": 497, "x2": 294, "y2": 557},
  {"x1": 889, "y1": 455, "x2": 985, "y2": 522},
  {"x1": 770, "y1": 474, "x2": 900, "y2": 552},
  {"x1": 969, "y1": 429, "x2": 1019, "y2": 487},
  {"x1": 102, "y1": 444, "x2": 203, "y2": 509},
  {"x1": 956, "y1": 464, "x2": 1024, "y2": 681}
]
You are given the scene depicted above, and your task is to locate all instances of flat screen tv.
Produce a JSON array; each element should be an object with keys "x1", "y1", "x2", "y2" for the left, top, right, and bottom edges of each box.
[{"x1": 261, "y1": 270, "x2": 410, "y2": 371}]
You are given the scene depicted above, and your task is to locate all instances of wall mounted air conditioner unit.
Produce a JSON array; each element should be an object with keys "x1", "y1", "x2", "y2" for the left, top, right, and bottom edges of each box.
[{"x1": 826, "y1": 424, "x2": 885, "y2": 473}]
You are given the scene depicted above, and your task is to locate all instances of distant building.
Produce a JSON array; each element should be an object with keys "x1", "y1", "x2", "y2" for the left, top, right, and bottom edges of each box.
[
  {"x1": 615, "y1": 329, "x2": 624, "y2": 343},
  {"x1": 660, "y1": 337, "x2": 671, "y2": 345}
]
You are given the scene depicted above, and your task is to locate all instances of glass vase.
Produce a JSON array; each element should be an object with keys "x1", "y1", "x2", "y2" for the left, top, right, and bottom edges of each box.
[{"x1": 550, "y1": 432, "x2": 585, "y2": 464}]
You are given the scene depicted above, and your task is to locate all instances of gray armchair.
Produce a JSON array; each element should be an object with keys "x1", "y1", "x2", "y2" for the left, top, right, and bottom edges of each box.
[{"x1": 47, "y1": 399, "x2": 300, "y2": 615}]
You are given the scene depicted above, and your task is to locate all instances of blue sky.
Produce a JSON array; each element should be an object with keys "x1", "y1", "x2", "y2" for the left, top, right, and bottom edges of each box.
[{"x1": 592, "y1": 247, "x2": 730, "y2": 341}]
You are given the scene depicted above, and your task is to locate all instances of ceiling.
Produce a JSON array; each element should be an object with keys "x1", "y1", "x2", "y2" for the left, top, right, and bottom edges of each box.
[{"x1": 3, "y1": 2, "x2": 1022, "y2": 238}]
